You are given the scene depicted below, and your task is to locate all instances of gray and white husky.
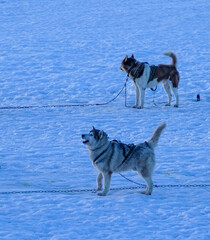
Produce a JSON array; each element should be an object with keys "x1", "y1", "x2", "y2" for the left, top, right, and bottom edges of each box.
[
  {"x1": 120, "y1": 51, "x2": 180, "y2": 108},
  {"x1": 82, "y1": 123, "x2": 166, "y2": 196}
]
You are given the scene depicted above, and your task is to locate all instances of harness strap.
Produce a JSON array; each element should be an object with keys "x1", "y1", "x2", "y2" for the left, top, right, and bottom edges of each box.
[
  {"x1": 112, "y1": 140, "x2": 136, "y2": 170},
  {"x1": 93, "y1": 145, "x2": 110, "y2": 163},
  {"x1": 119, "y1": 145, "x2": 136, "y2": 166},
  {"x1": 133, "y1": 63, "x2": 145, "y2": 80},
  {"x1": 148, "y1": 65, "x2": 158, "y2": 91},
  {"x1": 148, "y1": 65, "x2": 158, "y2": 83},
  {"x1": 144, "y1": 141, "x2": 151, "y2": 148},
  {"x1": 150, "y1": 86, "x2": 157, "y2": 92}
]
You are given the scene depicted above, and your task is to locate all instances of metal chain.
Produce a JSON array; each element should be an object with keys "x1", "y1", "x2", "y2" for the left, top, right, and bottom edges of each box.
[
  {"x1": 0, "y1": 189, "x2": 97, "y2": 195},
  {"x1": 154, "y1": 184, "x2": 210, "y2": 188},
  {"x1": 118, "y1": 173, "x2": 210, "y2": 189},
  {"x1": 0, "y1": 183, "x2": 209, "y2": 195}
]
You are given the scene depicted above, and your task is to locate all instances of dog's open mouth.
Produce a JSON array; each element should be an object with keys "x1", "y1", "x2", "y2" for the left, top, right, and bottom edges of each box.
[{"x1": 83, "y1": 140, "x2": 89, "y2": 144}]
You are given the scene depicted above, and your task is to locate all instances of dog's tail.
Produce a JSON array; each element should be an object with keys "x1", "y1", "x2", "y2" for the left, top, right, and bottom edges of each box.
[
  {"x1": 162, "y1": 51, "x2": 178, "y2": 67},
  {"x1": 148, "y1": 123, "x2": 166, "y2": 149}
]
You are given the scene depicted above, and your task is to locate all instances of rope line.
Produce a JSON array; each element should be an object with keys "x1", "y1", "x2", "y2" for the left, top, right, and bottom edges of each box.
[
  {"x1": 0, "y1": 77, "x2": 167, "y2": 110},
  {"x1": 0, "y1": 80, "x2": 127, "y2": 110}
]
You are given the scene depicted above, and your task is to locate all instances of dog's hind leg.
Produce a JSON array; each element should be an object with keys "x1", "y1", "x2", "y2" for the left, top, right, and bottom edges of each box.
[
  {"x1": 96, "y1": 172, "x2": 103, "y2": 191},
  {"x1": 162, "y1": 80, "x2": 172, "y2": 106},
  {"x1": 170, "y1": 70, "x2": 179, "y2": 107},
  {"x1": 141, "y1": 176, "x2": 153, "y2": 195},
  {"x1": 171, "y1": 87, "x2": 179, "y2": 107},
  {"x1": 98, "y1": 172, "x2": 112, "y2": 196},
  {"x1": 137, "y1": 166, "x2": 154, "y2": 195}
]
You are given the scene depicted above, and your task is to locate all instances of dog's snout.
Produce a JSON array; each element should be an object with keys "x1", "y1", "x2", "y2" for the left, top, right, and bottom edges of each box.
[{"x1": 81, "y1": 134, "x2": 85, "y2": 138}]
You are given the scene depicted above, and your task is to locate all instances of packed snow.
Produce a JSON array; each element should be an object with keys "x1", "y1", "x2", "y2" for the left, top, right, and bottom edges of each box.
[{"x1": 0, "y1": 0, "x2": 209, "y2": 239}]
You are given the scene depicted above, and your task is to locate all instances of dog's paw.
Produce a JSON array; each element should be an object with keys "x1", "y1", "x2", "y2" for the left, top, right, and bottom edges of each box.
[
  {"x1": 141, "y1": 191, "x2": 151, "y2": 195},
  {"x1": 174, "y1": 104, "x2": 179, "y2": 108},
  {"x1": 141, "y1": 191, "x2": 147, "y2": 195},
  {"x1": 165, "y1": 103, "x2": 171, "y2": 106},
  {"x1": 133, "y1": 105, "x2": 142, "y2": 109},
  {"x1": 97, "y1": 192, "x2": 107, "y2": 196}
]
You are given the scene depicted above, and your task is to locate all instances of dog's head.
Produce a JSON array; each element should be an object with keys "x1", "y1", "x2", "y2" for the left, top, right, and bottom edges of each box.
[
  {"x1": 82, "y1": 126, "x2": 108, "y2": 150},
  {"x1": 120, "y1": 54, "x2": 136, "y2": 72}
]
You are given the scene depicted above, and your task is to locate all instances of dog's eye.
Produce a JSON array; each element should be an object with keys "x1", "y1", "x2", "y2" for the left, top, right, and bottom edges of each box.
[{"x1": 89, "y1": 132, "x2": 93, "y2": 136}]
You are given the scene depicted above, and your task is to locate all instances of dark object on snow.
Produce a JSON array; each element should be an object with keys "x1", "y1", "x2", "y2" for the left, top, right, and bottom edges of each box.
[{"x1": 197, "y1": 94, "x2": 200, "y2": 101}]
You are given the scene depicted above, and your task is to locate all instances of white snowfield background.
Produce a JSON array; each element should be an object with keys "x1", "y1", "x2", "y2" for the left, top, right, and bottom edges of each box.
[{"x1": 0, "y1": 0, "x2": 209, "y2": 239}]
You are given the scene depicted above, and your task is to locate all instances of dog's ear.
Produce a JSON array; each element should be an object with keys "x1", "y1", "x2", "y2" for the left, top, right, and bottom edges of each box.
[
  {"x1": 99, "y1": 130, "x2": 104, "y2": 139},
  {"x1": 123, "y1": 56, "x2": 128, "y2": 62},
  {"x1": 92, "y1": 126, "x2": 95, "y2": 131},
  {"x1": 131, "y1": 54, "x2": 134, "y2": 59}
]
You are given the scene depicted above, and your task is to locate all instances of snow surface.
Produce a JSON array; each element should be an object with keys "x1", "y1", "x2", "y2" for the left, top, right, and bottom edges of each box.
[{"x1": 0, "y1": 0, "x2": 210, "y2": 239}]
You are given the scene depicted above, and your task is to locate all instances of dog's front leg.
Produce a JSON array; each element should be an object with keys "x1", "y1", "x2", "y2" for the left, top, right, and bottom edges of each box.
[
  {"x1": 98, "y1": 172, "x2": 112, "y2": 196},
  {"x1": 139, "y1": 88, "x2": 146, "y2": 109},
  {"x1": 96, "y1": 172, "x2": 103, "y2": 191},
  {"x1": 133, "y1": 82, "x2": 140, "y2": 108}
]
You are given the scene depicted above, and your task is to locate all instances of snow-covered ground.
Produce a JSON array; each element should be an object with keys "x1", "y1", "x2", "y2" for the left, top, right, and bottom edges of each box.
[{"x1": 0, "y1": 0, "x2": 209, "y2": 239}]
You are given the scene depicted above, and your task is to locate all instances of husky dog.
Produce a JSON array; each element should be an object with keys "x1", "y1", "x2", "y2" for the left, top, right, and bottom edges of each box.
[
  {"x1": 120, "y1": 51, "x2": 180, "y2": 108},
  {"x1": 82, "y1": 123, "x2": 166, "y2": 196}
]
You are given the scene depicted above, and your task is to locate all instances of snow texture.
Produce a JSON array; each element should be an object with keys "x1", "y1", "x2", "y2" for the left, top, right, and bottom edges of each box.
[{"x1": 0, "y1": 0, "x2": 209, "y2": 239}]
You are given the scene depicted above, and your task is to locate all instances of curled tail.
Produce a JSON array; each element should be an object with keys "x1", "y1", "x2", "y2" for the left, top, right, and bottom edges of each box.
[
  {"x1": 148, "y1": 123, "x2": 166, "y2": 148},
  {"x1": 162, "y1": 51, "x2": 178, "y2": 67}
]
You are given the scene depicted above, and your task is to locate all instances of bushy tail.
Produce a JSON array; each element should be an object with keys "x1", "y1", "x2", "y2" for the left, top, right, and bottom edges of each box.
[
  {"x1": 162, "y1": 51, "x2": 178, "y2": 67},
  {"x1": 148, "y1": 123, "x2": 166, "y2": 149}
]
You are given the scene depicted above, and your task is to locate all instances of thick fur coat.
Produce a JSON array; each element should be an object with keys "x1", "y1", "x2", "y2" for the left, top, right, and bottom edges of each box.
[{"x1": 82, "y1": 123, "x2": 166, "y2": 196}]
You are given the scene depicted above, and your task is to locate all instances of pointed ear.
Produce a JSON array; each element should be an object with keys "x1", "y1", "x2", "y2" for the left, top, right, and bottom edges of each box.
[
  {"x1": 131, "y1": 54, "x2": 134, "y2": 59},
  {"x1": 123, "y1": 56, "x2": 128, "y2": 63},
  {"x1": 92, "y1": 126, "x2": 95, "y2": 131},
  {"x1": 99, "y1": 130, "x2": 104, "y2": 139}
]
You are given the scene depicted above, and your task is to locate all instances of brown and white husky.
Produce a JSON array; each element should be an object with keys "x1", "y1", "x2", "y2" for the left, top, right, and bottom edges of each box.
[{"x1": 120, "y1": 51, "x2": 180, "y2": 108}]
